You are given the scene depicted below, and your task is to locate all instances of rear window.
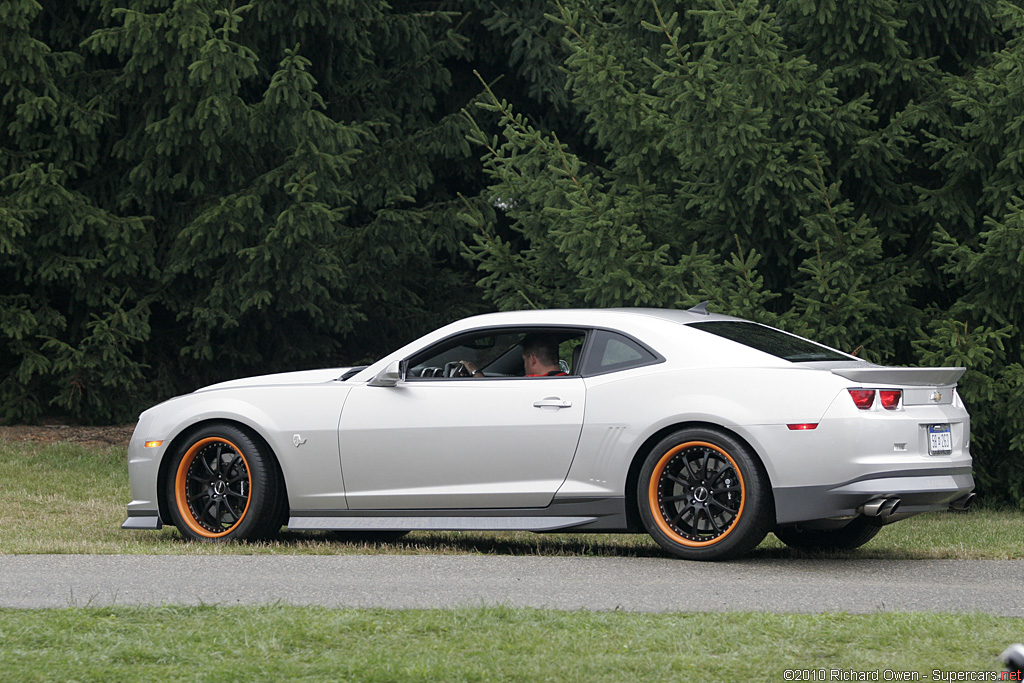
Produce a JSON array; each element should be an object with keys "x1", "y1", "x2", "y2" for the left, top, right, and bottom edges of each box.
[
  {"x1": 689, "y1": 321, "x2": 851, "y2": 363},
  {"x1": 580, "y1": 329, "x2": 661, "y2": 376}
]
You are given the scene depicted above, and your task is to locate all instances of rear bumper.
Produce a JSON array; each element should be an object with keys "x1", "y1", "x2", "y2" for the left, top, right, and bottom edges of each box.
[
  {"x1": 742, "y1": 387, "x2": 973, "y2": 526},
  {"x1": 773, "y1": 466, "x2": 974, "y2": 525}
]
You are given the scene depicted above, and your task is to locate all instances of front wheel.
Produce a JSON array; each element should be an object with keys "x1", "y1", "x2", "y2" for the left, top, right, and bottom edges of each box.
[
  {"x1": 637, "y1": 428, "x2": 772, "y2": 561},
  {"x1": 165, "y1": 424, "x2": 284, "y2": 542}
]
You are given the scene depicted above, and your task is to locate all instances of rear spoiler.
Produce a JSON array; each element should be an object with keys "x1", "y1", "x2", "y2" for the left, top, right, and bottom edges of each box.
[{"x1": 831, "y1": 367, "x2": 966, "y2": 386}]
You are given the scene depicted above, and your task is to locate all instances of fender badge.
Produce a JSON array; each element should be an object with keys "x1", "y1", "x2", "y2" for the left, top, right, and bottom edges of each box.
[
  {"x1": 293, "y1": 434, "x2": 307, "y2": 448},
  {"x1": 930, "y1": 391, "x2": 942, "y2": 403}
]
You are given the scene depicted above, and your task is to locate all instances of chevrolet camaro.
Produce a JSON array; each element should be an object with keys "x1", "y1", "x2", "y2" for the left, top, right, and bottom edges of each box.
[{"x1": 123, "y1": 306, "x2": 975, "y2": 560}]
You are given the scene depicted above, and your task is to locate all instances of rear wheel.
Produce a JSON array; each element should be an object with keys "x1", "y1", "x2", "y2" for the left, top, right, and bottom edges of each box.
[
  {"x1": 166, "y1": 424, "x2": 283, "y2": 542},
  {"x1": 774, "y1": 517, "x2": 881, "y2": 551},
  {"x1": 638, "y1": 428, "x2": 772, "y2": 561}
]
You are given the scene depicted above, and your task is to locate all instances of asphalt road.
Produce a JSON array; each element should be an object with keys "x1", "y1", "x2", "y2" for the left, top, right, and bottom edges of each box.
[{"x1": 2, "y1": 555, "x2": 1023, "y2": 614}]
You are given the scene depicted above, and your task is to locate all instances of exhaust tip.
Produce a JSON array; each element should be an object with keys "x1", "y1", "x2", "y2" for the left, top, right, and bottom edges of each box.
[
  {"x1": 950, "y1": 492, "x2": 976, "y2": 511},
  {"x1": 878, "y1": 498, "x2": 900, "y2": 519},
  {"x1": 861, "y1": 497, "x2": 901, "y2": 518},
  {"x1": 861, "y1": 499, "x2": 887, "y2": 517}
]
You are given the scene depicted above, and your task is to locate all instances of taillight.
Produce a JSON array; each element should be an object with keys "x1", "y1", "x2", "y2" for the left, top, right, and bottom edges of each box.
[
  {"x1": 848, "y1": 389, "x2": 875, "y2": 410},
  {"x1": 879, "y1": 389, "x2": 902, "y2": 410}
]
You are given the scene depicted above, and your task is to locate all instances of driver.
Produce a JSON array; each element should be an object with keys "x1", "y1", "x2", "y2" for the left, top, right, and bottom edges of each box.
[{"x1": 460, "y1": 333, "x2": 568, "y2": 378}]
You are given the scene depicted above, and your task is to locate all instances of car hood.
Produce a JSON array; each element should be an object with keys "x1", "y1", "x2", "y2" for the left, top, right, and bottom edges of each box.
[{"x1": 194, "y1": 368, "x2": 352, "y2": 393}]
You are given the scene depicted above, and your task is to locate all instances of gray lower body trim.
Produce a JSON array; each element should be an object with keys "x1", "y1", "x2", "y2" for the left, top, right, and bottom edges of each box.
[
  {"x1": 121, "y1": 512, "x2": 163, "y2": 530},
  {"x1": 773, "y1": 467, "x2": 975, "y2": 525},
  {"x1": 288, "y1": 516, "x2": 595, "y2": 532},
  {"x1": 289, "y1": 497, "x2": 630, "y2": 533}
]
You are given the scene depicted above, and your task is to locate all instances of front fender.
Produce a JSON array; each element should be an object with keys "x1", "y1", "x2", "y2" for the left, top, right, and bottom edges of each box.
[{"x1": 129, "y1": 383, "x2": 353, "y2": 516}]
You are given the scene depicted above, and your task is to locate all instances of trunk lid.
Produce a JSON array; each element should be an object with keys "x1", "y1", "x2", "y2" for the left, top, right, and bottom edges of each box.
[{"x1": 831, "y1": 366, "x2": 965, "y2": 406}]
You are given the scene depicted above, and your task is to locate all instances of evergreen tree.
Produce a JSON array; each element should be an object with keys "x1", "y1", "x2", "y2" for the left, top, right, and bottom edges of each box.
[
  {"x1": 919, "y1": 3, "x2": 1024, "y2": 505},
  {"x1": 1, "y1": 0, "x2": 156, "y2": 420},
  {"x1": 462, "y1": 0, "x2": 1023, "y2": 505},
  {"x1": 5, "y1": 0, "x2": 1024, "y2": 505},
  {"x1": 2, "y1": 0, "x2": 484, "y2": 421},
  {"x1": 464, "y1": 0, "x2": 920, "y2": 360}
]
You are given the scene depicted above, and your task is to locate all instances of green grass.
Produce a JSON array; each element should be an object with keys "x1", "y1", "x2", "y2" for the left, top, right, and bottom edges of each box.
[
  {"x1": 0, "y1": 606, "x2": 1021, "y2": 682},
  {"x1": 0, "y1": 438, "x2": 1021, "y2": 557},
  {"x1": 2, "y1": 439, "x2": 1023, "y2": 682}
]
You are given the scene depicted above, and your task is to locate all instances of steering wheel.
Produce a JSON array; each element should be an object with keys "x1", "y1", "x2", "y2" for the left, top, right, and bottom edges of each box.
[{"x1": 444, "y1": 361, "x2": 470, "y2": 378}]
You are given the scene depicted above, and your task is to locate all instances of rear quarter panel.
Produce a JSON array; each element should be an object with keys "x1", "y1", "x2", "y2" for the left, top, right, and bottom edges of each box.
[{"x1": 558, "y1": 365, "x2": 849, "y2": 497}]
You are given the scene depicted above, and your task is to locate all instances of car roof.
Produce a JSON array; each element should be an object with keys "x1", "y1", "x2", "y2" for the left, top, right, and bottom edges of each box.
[{"x1": 450, "y1": 306, "x2": 741, "y2": 329}]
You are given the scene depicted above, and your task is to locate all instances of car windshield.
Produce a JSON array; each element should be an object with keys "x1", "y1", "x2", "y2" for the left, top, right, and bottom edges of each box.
[{"x1": 688, "y1": 321, "x2": 851, "y2": 363}]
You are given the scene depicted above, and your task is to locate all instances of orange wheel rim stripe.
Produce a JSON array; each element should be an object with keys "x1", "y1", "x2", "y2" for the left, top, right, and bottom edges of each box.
[
  {"x1": 174, "y1": 437, "x2": 252, "y2": 538},
  {"x1": 648, "y1": 441, "x2": 746, "y2": 547}
]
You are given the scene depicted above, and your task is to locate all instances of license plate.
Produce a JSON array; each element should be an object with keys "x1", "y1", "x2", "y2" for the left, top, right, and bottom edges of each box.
[{"x1": 928, "y1": 424, "x2": 952, "y2": 455}]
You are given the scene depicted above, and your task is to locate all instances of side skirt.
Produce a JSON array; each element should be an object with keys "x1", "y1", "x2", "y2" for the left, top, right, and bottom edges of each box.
[{"x1": 288, "y1": 497, "x2": 629, "y2": 533}]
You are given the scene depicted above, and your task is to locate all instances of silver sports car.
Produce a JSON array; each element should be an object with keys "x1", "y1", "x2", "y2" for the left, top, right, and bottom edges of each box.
[{"x1": 123, "y1": 306, "x2": 975, "y2": 560}]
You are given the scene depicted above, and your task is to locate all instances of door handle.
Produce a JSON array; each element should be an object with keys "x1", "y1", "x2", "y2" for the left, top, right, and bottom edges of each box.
[{"x1": 533, "y1": 397, "x2": 571, "y2": 409}]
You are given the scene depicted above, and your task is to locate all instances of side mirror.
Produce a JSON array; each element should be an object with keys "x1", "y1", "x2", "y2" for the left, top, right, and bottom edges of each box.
[{"x1": 367, "y1": 360, "x2": 402, "y2": 387}]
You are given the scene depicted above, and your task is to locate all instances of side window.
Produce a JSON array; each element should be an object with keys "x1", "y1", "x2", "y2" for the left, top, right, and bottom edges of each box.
[
  {"x1": 581, "y1": 329, "x2": 660, "y2": 376},
  {"x1": 406, "y1": 328, "x2": 587, "y2": 379},
  {"x1": 406, "y1": 331, "x2": 522, "y2": 379}
]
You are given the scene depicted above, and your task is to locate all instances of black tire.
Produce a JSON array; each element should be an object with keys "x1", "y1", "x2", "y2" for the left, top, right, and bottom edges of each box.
[
  {"x1": 165, "y1": 424, "x2": 283, "y2": 542},
  {"x1": 637, "y1": 428, "x2": 772, "y2": 561},
  {"x1": 774, "y1": 517, "x2": 882, "y2": 551}
]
